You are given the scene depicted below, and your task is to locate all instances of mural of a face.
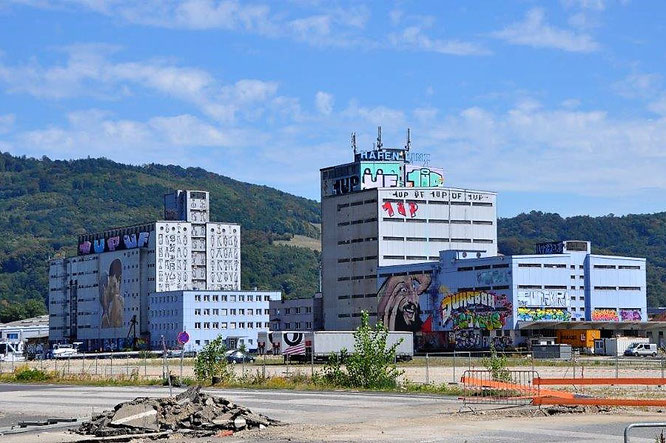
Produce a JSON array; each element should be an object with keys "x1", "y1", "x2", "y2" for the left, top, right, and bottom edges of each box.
[
  {"x1": 100, "y1": 259, "x2": 124, "y2": 328},
  {"x1": 377, "y1": 274, "x2": 431, "y2": 332}
]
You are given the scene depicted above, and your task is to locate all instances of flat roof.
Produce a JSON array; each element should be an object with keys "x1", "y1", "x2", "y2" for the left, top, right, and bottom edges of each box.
[
  {"x1": 518, "y1": 320, "x2": 666, "y2": 331},
  {"x1": 0, "y1": 315, "x2": 49, "y2": 329}
]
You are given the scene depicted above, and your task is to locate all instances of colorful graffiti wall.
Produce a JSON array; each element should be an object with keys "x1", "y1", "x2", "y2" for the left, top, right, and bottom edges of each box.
[
  {"x1": 517, "y1": 290, "x2": 569, "y2": 309},
  {"x1": 440, "y1": 291, "x2": 513, "y2": 331},
  {"x1": 360, "y1": 162, "x2": 404, "y2": 189},
  {"x1": 619, "y1": 309, "x2": 642, "y2": 321},
  {"x1": 405, "y1": 165, "x2": 444, "y2": 187},
  {"x1": 591, "y1": 308, "x2": 619, "y2": 321},
  {"x1": 517, "y1": 307, "x2": 571, "y2": 321},
  {"x1": 99, "y1": 257, "x2": 124, "y2": 329},
  {"x1": 377, "y1": 274, "x2": 432, "y2": 332}
]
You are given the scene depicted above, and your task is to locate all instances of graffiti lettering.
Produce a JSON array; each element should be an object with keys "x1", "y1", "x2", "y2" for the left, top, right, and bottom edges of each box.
[
  {"x1": 381, "y1": 201, "x2": 419, "y2": 218},
  {"x1": 517, "y1": 290, "x2": 568, "y2": 308},
  {"x1": 619, "y1": 309, "x2": 642, "y2": 321},
  {"x1": 517, "y1": 307, "x2": 571, "y2": 321},
  {"x1": 591, "y1": 308, "x2": 619, "y2": 321},
  {"x1": 405, "y1": 165, "x2": 444, "y2": 187}
]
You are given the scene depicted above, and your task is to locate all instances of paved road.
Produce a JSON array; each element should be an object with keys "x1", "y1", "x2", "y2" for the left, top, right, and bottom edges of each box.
[{"x1": 1, "y1": 384, "x2": 666, "y2": 442}]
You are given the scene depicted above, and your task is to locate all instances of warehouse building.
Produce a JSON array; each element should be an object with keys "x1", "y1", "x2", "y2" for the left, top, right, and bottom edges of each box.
[
  {"x1": 269, "y1": 293, "x2": 324, "y2": 332},
  {"x1": 48, "y1": 190, "x2": 279, "y2": 352},
  {"x1": 376, "y1": 240, "x2": 647, "y2": 350},
  {"x1": 320, "y1": 128, "x2": 497, "y2": 330},
  {"x1": 150, "y1": 290, "x2": 280, "y2": 351}
]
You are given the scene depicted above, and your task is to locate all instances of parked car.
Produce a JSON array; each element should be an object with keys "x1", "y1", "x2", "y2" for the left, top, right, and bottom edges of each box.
[
  {"x1": 226, "y1": 350, "x2": 255, "y2": 363},
  {"x1": 624, "y1": 342, "x2": 657, "y2": 357}
]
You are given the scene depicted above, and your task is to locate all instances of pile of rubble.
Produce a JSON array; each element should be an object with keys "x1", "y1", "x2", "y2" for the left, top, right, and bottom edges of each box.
[{"x1": 77, "y1": 386, "x2": 280, "y2": 438}]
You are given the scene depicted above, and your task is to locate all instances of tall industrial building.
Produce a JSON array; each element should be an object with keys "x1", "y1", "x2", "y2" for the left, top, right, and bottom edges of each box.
[
  {"x1": 320, "y1": 129, "x2": 498, "y2": 330},
  {"x1": 49, "y1": 190, "x2": 245, "y2": 350}
]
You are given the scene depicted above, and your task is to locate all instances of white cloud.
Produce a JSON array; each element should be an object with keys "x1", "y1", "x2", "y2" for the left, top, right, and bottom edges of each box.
[
  {"x1": 648, "y1": 95, "x2": 666, "y2": 117},
  {"x1": 0, "y1": 47, "x2": 285, "y2": 124},
  {"x1": 492, "y1": 8, "x2": 599, "y2": 52},
  {"x1": 561, "y1": 0, "x2": 605, "y2": 11},
  {"x1": 613, "y1": 73, "x2": 662, "y2": 99},
  {"x1": 0, "y1": 114, "x2": 15, "y2": 134},
  {"x1": 390, "y1": 26, "x2": 491, "y2": 56},
  {"x1": 315, "y1": 91, "x2": 334, "y2": 115}
]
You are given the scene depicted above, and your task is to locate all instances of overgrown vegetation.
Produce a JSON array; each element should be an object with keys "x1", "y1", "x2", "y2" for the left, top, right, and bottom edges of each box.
[
  {"x1": 194, "y1": 336, "x2": 233, "y2": 384},
  {"x1": 322, "y1": 311, "x2": 404, "y2": 389}
]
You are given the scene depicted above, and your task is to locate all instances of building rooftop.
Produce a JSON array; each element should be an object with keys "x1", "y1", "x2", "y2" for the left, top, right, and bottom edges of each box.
[{"x1": 0, "y1": 315, "x2": 49, "y2": 329}]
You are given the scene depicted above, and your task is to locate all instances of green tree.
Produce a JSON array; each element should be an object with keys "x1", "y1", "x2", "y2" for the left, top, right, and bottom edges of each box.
[{"x1": 194, "y1": 335, "x2": 232, "y2": 384}]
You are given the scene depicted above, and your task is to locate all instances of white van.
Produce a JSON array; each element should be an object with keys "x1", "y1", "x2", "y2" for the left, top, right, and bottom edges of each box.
[{"x1": 624, "y1": 342, "x2": 658, "y2": 357}]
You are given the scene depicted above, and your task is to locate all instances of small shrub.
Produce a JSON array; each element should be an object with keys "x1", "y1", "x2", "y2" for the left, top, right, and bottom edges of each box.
[
  {"x1": 13, "y1": 365, "x2": 52, "y2": 382},
  {"x1": 322, "y1": 311, "x2": 404, "y2": 389},
  {"x1": 194, "y1": 335, "x2": 233, "y2": 384},
  {"x1": 482, "y1": 344, "x2": 512, "y2": 382}
]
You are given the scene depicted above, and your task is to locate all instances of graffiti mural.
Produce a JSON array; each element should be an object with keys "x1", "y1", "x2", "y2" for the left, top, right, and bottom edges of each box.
[
  {"x1": 377, "y1": 274, "x2": 432, "y2": 332},
  {"x1": 619, "y1": 309, "x2": 642, "y2": 321},
  {"x1": 79, "y1": 230, "x2": 149, "y2": 255},
  {"x1": 405, "y1": 165, "x2": 444, "y2": 187},
  {"x1": 517, "y1": 307, "x2": 571, "y2": 321},
  {"x1": 156, "y1": 222, "x2": 192, "y2": 291},
  {"x1": 476, "y1": 269, "x2": 511, "y2": 286},
  {"x1": 591, "y1": 308, "x2": 619, "y2": 321},
  {"x1": 454, "y1": 329, "x2": 482, "y2": 349},
  {"x1": 517, "y1": 290, "x2": 569, "y2": 309},
  {"x1": 360, "y1": 162, "x2": 403, "y2": 189},
  {"x1": 440, "y1": 291, "x2": 513, "y2": 331},
  {"x1": 206, "y1": 224, "x2": 241, "y2": 290},
  {"x1": 381, "y1": 201, "x2": 419, "y2": 218},
  {"x1": 594, "y1": 309, "x2": 619, "y2": 321},
  {"x1": 99, "y1": 258, "x2": 124, "y2": 328}
]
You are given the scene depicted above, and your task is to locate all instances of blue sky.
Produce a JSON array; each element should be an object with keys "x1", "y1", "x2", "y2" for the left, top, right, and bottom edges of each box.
[{"x1": 1, "y1": 0, "x2": 665, "y2": 217}]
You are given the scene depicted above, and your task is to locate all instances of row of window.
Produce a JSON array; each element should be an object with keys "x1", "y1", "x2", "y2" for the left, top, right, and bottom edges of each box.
[
  {"x1": 193, "y1": 321, "x2": 270, "y2": 329},
  {"x1": 193, "y1": 308, "x2": 269, "y2": 316},
  {"x1": 337, "y1": 275, "x2": 377, "y2": 281},
  {"x1": 382, "y1": 218, "x2": 493, "y2": 224},
  {"x1": 278, "y1": 321, "x2": 313, "y2": 329},
  {"x1": 337, "y1": 217, "x2": 378, "y2": 227},
  {"x1": 594, "y1": 264, "x2": 642, "y2": 270},
  {"x1": 337, "y1": 237, "x2": 378, "y2": 245},
  {"x1": 337, "y1": 199, "x2": 378, "y2": 210},
  {"x1": 337, "y1": 256, "x2": 378, "y2": 263},
  {"x1": 338, "y1": 293, "x2": 377, "y2": 299},
  {"x1": 458, "y1": 263, "x2": 510, "y2": 271},
  {"x1": 382, "y1": 236, "x2": 494, "y2": 243},
  {"x1": 382, "y1": 255, "x2": 442, "y2": 261},
  {"x1": 192, "y1": 294, "x2": 271, "y2": 302}
]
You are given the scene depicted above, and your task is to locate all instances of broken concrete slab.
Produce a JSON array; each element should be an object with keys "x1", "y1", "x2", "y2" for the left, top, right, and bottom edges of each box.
[{"x1": 76, "y1": 385, "x2": 281, "y2": 438}]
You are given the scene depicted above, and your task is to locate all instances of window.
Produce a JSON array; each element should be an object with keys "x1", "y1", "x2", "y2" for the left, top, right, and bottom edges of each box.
[
  {"x1": 221, "y1": 295, "x2": 227, "y2": 302},
  {"x1": 594, "y1": 286, "x2": 617, "y2": 290},
  {"x1": 221, "y1": 309, "x2": 228, "y2": 315},
  {"x1": 239, "y1": 322, "x2": 245, "y2": 328},
  {"x1": 195, "y1": 295, "x2": 201, "y2": 302},
  {"x1": 285, "y1": 322, "x2": 291, "y2": 329},
  {"x1": 194, "y1": 322, "x2": 201, "y2": 329},
  {"x1": 248, "y1": 295, "x2": 254, "y2": 301},
  {"x1": 285, "y1": 308, "x2": 291, "y2": 314},
  {"x1": 213, "y1": 322, "x2": 219, "y2": 328},
  {"x1": 518, "y1": 263, "x2": 541, "y2": 268},
  {"x1": 203, "y1": 322, "x2": 210, "y2": 329},
  {"x1": 619, "y1": 265, "x2": 641, "y2": 270},
  {"x1": 230, "y1": 309, "x2": 236, "y2": 315},
  {"x1": 619, "y1": 286, "x2": 641, "y2": 291},
  {"x1": 264, "y1": 309, "x2": 269, "y2": 315},
  {"x1": 221, "y1": 322, "x2": 227, "y2": 329},
  {"x1": 593, "y1": 264, "x2": 617, "y2": 269},
  {"x1": 295, "y1": 322, "x2": 301, "y2": 329},
  {"x1": 230, "y1": 295, "x2": 236, "y2": 302},
  {"x1": 213, "y1": 295, "x2": 219, "y2": 302},
  {"x1": 264, "y1": 296, "x2": 270, "y2": 301},
  {"x1": 213, "y1": 309, "x2": 219, "y2": 315},
  {"x1": 230, "y1": 322, "x2": 236, "y2": 329},
  {"x1": 248, "y1": 308, "x2": 253, "y2": 315},
  {"x1": 194, "y1": 309, "x2": 201, "y2": 315},
  {"x1": 203, "y1": 308, "x2": 210, "y2": 315},
  {"x1": 204, "y1": 295, "x2": 210, "y2": 302},
  {"x1": 239, "y1": 295, "x2": 245, "y2": 302}
]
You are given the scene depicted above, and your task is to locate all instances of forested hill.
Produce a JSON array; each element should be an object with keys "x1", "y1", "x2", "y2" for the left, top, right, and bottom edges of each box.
[
  {"x1": 498, "y1": 211, "x2": 666, "y2": 307},
  {"x1": 0, "y1": 152, "x2": 321, "y2": 322},
  {"x1": 2, "y1": 152, "x2": 666, "y2": 323}
]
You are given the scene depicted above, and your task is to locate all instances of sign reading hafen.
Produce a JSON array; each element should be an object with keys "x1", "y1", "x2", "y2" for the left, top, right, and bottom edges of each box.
[{"x1": 79, "y1": 231, "x2": 150, "y2": 255}]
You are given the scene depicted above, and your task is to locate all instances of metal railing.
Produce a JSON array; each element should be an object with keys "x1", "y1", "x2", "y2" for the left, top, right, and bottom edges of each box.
[
  {"x1": 460, "y1": 369, "x2": 540, "y2": 409},
  {"x1": 624, "y1": 422, "x2": 666, "y2": 443}
]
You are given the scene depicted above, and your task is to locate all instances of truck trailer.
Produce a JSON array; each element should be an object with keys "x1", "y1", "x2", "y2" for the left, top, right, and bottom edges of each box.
[{"x1": 270, "y1": 331, "x2": 414, "y2": 362}]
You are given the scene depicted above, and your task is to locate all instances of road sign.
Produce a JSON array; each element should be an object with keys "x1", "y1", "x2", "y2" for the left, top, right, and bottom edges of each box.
[{"x1": 177, "y1": 331, "x2": 190, "y2": 345}]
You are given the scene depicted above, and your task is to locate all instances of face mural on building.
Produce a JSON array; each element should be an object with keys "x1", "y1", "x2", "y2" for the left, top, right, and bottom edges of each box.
[
  {"x1": 377, "y1": 274, "x2": 432, "y2": 332},
  {"x1": 100, "y1": 259, "x2": 124, "y2": 328}
]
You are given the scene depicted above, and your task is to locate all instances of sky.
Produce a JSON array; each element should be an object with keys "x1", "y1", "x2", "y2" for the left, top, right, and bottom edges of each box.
[{"x1": 0, "y1": 0, "x2": 665, "y2": 217}]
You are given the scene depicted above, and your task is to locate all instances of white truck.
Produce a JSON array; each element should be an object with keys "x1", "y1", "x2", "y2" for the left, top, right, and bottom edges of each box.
[
  {"x1": 271, "y1": 331, "x2": 414, "y2": 362},
  {"x1": 594, "y1": 337, "x2": 650, "y2": 356}
]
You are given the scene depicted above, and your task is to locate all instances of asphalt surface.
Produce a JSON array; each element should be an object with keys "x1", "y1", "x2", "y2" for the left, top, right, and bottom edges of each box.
[{"x1": 1, "y1": 384, "x2": 666, "y2": 441}]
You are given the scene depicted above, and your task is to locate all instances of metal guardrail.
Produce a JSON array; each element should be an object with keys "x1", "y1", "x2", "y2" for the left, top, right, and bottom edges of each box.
[
  {"x1": 461, "y1": 369, "x2": 540, "y2": 410},
  {"x1": 624, "y1": 422, "x2": 666, "y2": 443}
]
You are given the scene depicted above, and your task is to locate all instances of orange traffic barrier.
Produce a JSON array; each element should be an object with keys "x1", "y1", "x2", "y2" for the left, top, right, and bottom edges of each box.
[
  {"x1": 462, "y1": 376, "x2": 574, "y2": 399},
  {"x1": 533, "y1": 397, "x2": 666, "y2": 407},
  {"x1": 534, "y1": 377, "x2": 666, "y2": 386}
]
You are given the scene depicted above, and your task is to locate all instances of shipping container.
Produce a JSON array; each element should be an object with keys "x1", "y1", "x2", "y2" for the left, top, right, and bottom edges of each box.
[{"x1": 556, "y1": 329, "x2": 600, "y2": 350}]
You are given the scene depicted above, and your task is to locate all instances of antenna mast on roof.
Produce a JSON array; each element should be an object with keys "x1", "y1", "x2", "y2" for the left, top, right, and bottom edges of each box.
[
  {"x1": 351, "y1": 132, "x2": 357, "y2": 156},
  {"x1": 405, "y1": 128, "x2": 411, "y2": 152},
  {"x1": 376, "y1": 126, "x2": 383, "y2": 150}
]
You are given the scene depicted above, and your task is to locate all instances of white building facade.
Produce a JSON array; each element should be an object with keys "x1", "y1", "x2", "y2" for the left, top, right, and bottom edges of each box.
[{"x1": 149, "y1": 290, "x2": 280, "y2": 352}]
